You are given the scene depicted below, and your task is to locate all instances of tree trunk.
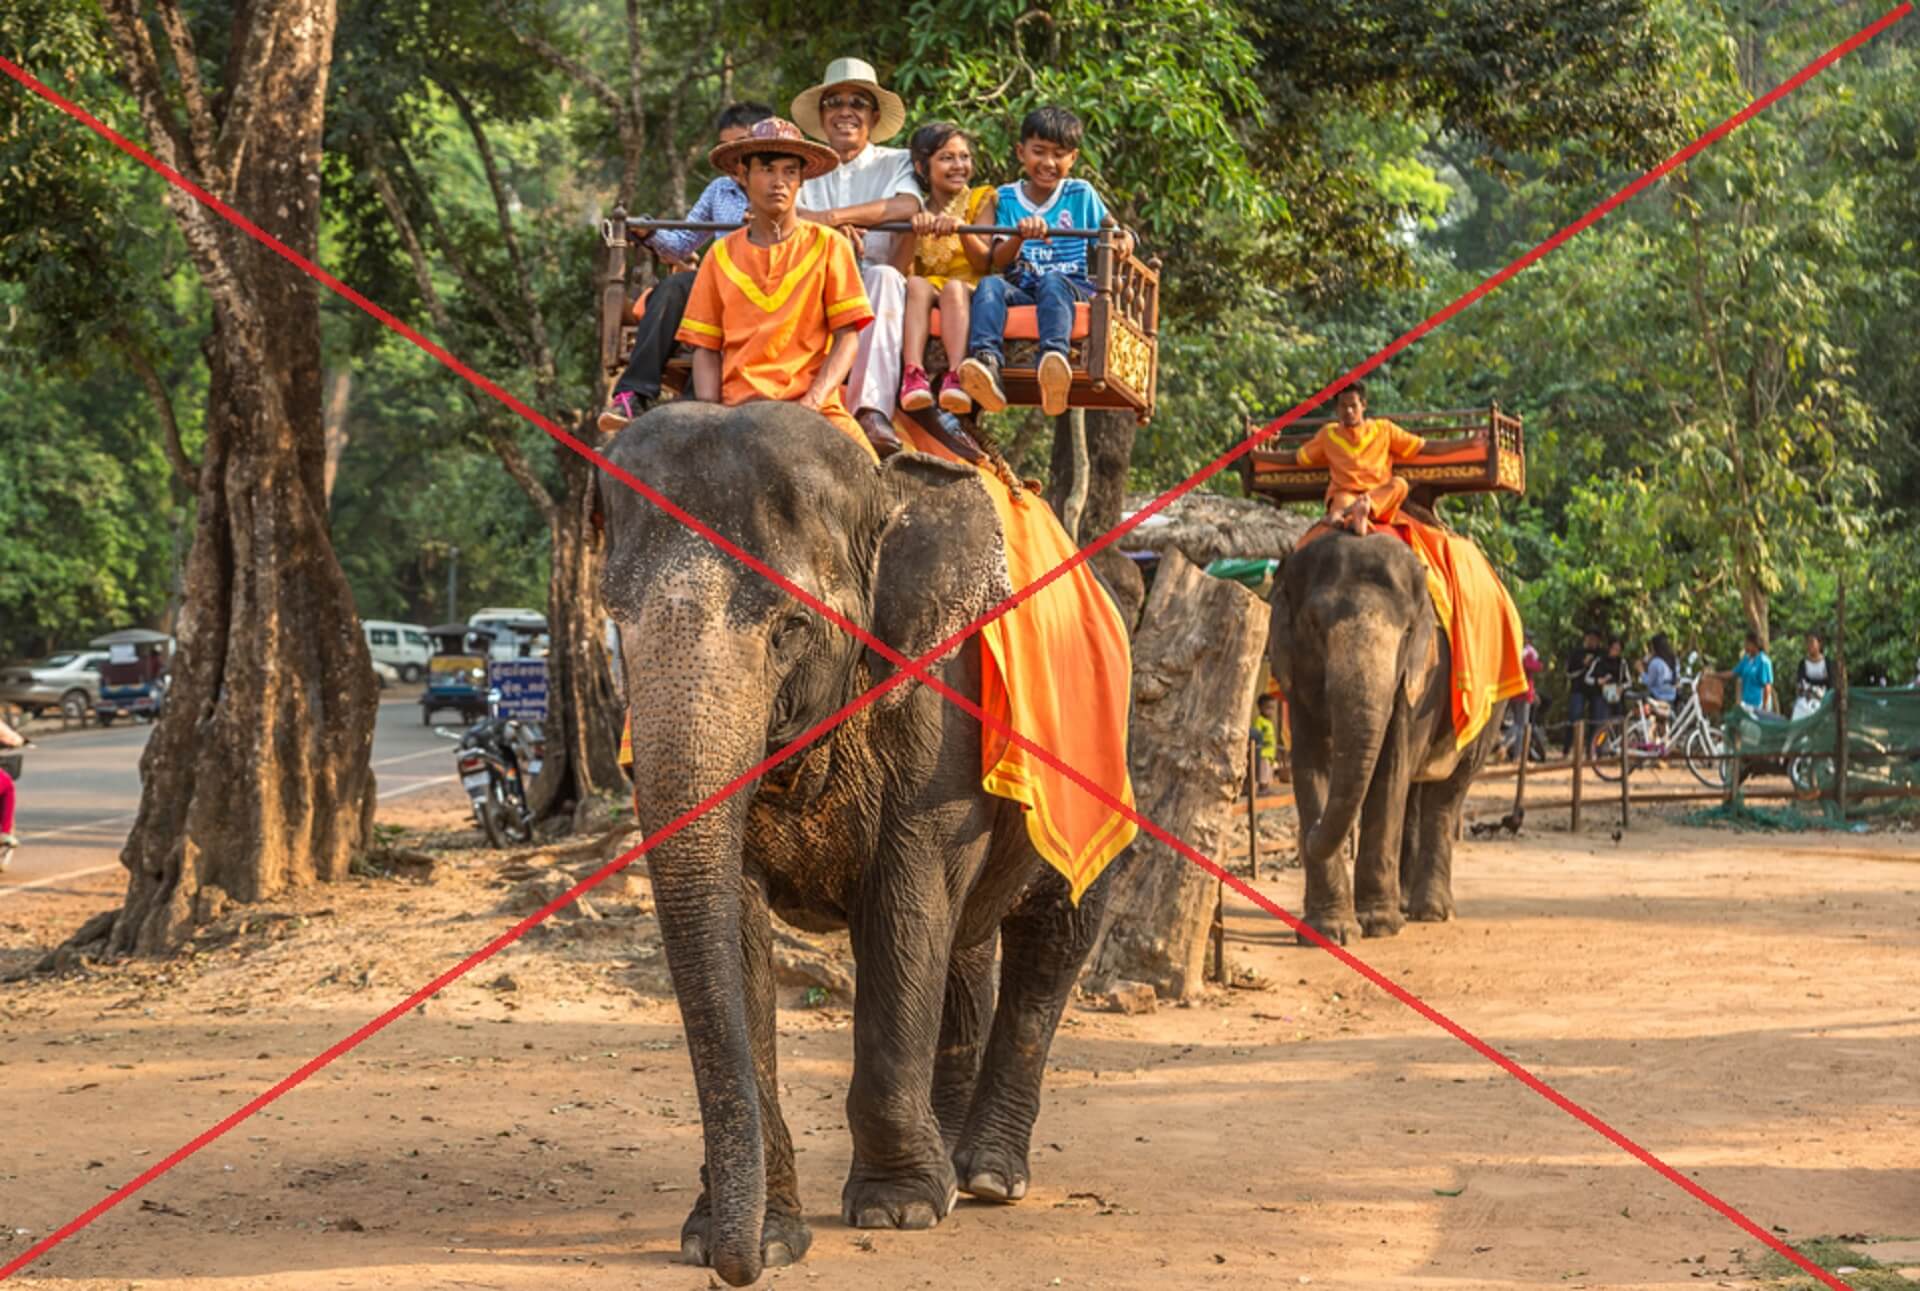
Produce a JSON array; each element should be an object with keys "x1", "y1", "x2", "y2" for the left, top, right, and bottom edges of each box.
[
  {"x1": 321, "y1": 366, "x2": 352, "y2": 507},
  {"x1": 98, "y1": 0, "x2": 376, "y2": 955},
  {"x1": 1088, "y1": 550, "x2": 1268, "y2": 998},
  {"x1": 1043, "y1": 406, "x2": 1146, "y2": 629},
  {"x1": 542, "y1": 441, "x2": 625, "y2": 812}
]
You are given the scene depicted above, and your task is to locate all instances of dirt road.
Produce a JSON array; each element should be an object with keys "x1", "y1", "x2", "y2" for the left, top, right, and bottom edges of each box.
[{"x1": 1, "y1": 786, "x2": 1914, "y2": 1289}]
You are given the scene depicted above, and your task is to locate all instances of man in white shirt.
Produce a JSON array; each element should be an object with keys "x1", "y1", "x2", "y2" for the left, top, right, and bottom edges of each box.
[{"x1": 793, "y1": 57, "x2": 921, "y2": 457}]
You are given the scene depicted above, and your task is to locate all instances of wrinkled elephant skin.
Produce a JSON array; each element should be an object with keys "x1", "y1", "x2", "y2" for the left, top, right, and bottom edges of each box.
[
  {"x1": 599, "y1": 402, "x2": 1127, "y2": 1286},
  {"x1": 1268, "y1": 531, "x2": 1504, "y2": 945}
]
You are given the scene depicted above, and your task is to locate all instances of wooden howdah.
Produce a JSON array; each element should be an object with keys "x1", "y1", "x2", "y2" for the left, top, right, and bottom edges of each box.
[
  {"x1": 598, "y1": 208, "x2": 1162, "y2": 423},
  {"x1": 1239, "y1": 405, "x2": 1527, "y2": 504}
]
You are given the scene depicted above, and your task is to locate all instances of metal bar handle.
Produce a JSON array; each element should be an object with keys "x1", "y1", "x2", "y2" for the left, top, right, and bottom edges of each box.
[{"x1": 627, "y1": 217, "x2": 1110, "y2": 239}]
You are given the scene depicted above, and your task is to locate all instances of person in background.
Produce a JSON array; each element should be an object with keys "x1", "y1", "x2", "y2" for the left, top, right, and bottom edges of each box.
[
  {"x1": 1795, "y1": 632, "x2": 1833, "y2": 697},
  {"x1": 1732, "y1": 630, "x2": 1776, "y2": 713},
  {"x1": 0, "y1": 714, "x2": 25, "y2": 872},
  {"x1": 1641, "y1": 632, "x2": 1679, "y2": 705},
  {"x1": 1589, "y1": 637, "x2": 1628, "y2": 753},
  {"x1": 599, "y1": 101, "x2": 775, "y2": 433},
  {"x1": 1252, "y1": 693, "x2": 1279, "y2": 792},
  {"x1": 1562, "y1": 627, "x2": 1603, "y2": 755},
  {"x1": 1505, "y1": 632, "x2": 1543, "y2": 760}
]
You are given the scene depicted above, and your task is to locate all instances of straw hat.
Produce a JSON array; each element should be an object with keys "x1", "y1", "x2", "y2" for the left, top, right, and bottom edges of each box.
[
  {"x1": 708, "y1": 116, "x2": 841, "y2": 181},
  {"x1": 791, "y1": 57, "x2": 908, "y2": 144}
]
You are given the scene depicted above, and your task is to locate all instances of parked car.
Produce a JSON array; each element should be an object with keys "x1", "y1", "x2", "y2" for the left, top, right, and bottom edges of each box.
[
  {"x1": 371, "y1": 658, "x2": 402, "y2": 689},
  {"x1": 0, "y1": 649, "x2": 110, "y2": 721},
  {"x1": 362, "y1": 619, "x2": 432, "y2": 682}
]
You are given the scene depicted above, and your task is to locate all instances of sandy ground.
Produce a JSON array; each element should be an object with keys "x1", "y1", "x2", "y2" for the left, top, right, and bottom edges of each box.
[{"x1": 1, "y1": 776, "x2": 1917, "y2": 1291}]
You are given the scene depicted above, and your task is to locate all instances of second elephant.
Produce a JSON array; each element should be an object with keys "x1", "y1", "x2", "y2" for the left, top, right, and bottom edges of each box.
[{"x1": 1268, "y1": 530, "x2": 1506, "y2": 944}]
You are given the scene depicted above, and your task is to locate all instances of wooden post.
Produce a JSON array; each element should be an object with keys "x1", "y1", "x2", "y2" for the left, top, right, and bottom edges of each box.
[
  {"x1": 1728, "y1": 721, "x2": 1743, "y2": 808},
  {"x1": 1210, "y1": 879, "x2": 1226, "y2": 984},
  {"x1": 1246, "y1": 733, "x2": 1261, "y2": 882},
  {"x1": 1513, "y1": 721, "x2": 1531, "y2": 821},
  {"x1": 1570, "y1": 719, "x2": 1585, "y2": 833},
  {"x1": 1087, "y1": 551, "x2": 1269, "y2": 999},
  {"x1": 1835, "y1": 571, "x2": 1850, "y2": 820},
  {"x1": 1619, "y1": 716, "x2": 1631, "y2": 831}
]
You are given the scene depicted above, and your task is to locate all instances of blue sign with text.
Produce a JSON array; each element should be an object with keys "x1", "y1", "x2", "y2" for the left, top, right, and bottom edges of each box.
[{"x1": 488, "y1": 659, "x2": 549, "y2": 720}]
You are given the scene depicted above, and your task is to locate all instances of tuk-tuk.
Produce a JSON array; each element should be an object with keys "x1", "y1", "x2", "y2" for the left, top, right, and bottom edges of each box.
[
  {"x1": 421, "y1": 623, "x2": 497, "y2": 725},
  {"x1": 90, "y1": 628, "x2": 173, "y2": 725}
]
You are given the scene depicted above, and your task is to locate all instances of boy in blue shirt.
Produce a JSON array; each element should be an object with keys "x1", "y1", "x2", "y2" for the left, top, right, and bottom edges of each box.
[{"x1": 958, "y1": 106, "x2": 1133, "y2": 418}]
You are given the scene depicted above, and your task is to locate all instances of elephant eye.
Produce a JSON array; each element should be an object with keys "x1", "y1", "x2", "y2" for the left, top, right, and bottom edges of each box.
[{"x1": 772, "y1": 612, "x2": 811, "y2": 651}]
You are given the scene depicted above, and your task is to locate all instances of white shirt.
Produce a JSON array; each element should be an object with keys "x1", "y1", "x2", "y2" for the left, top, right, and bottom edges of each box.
[{"x1": 800, "y1": 142, "x2": 917, "y2": 267}]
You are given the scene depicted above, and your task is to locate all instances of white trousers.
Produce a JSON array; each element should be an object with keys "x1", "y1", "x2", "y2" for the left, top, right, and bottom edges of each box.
[{"x1": 848, "y1": 263, "x2": 905, "y2": 419}]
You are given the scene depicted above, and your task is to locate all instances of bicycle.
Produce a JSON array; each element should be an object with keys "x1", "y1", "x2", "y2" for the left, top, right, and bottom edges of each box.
[{"x1": 1590, "y1": 663, "x2": 1727, "y2": 786}]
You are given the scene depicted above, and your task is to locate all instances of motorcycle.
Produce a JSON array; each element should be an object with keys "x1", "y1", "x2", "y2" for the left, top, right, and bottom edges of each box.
[{"x1": 438, "y1": 709, "x2": 544, "y2": 847}]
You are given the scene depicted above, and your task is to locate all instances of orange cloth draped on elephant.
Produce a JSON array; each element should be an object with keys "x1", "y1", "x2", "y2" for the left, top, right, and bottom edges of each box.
[{"x1": 896, "y1": 419, "x2": 1138, "y2": 902}]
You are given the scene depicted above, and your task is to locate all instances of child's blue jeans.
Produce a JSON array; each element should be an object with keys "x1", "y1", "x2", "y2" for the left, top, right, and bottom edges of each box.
[{"x1": 966, "y1": 270, "x2": 1093, "y2": 366}]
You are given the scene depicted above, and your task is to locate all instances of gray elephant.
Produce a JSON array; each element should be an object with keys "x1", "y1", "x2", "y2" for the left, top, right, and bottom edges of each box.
[
  {"x1": 1268, "y1": 529, "x2": 1506, "y2": 944},
  {"x1": 600, "y1": 401, "x2": 1124, "y2": 1287}
]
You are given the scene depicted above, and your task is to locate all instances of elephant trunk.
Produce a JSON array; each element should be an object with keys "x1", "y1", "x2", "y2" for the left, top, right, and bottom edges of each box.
[
  {"x1": 624, "y1": 603, "x2": 769, "y2": 1287},
  {"x1": 1300, "y1": 618, "x2": 1398, "y2": 873}
]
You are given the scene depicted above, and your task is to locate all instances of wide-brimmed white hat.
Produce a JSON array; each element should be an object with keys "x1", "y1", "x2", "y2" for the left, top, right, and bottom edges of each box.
[{"x1": 791, "y1": 57, "x2": 908, "y2": 144}]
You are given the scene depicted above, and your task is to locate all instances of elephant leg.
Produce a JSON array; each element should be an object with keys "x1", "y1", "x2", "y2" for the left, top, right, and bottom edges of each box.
[
  {"x1": 1406, "y1": 759, "x2": 1475, "y2": 922},
  {"x1": 1292, "y1": 711, "x2": 1359, "y2": 945},
  {"x1": 1354, "y1": 704, "x2": 1411, "y2": 938},
  {"x1": 841, "y1": 846, "x2": 960, "y2": 1231},
  {"x1": 954, "y1": 862, "x2": 1111, "y2": 1204},
  {"x1": 680, "y1": 872, "x2": 812, "y2": 1270},
  {"x1": 933, "y1": 932, "x2": 997, "y2": 1149}
]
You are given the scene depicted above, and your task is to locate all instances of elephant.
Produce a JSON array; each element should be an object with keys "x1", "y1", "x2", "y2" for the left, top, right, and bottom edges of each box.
[
  {"x1": 599, "y1": 400, "x2": 1125, "y2": 1287},
  {"x1": 1267, "y1": 527, "x2": 1506, "y2": 945}
]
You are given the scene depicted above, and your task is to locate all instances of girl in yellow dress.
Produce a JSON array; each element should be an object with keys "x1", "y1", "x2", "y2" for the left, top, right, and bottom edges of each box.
[{"x1": 897, "y1": 122, "x2": 995, "y2": 416}]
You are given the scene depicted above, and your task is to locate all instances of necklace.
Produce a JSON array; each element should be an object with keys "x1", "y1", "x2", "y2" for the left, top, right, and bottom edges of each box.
[{"x1": 748, "y1": 217, "x2": 799, "y2": 247}]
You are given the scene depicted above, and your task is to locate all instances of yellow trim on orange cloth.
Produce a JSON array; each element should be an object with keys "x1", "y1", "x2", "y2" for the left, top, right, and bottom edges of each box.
[
  {"x1": 897, "y1": 415, "x2": 1138, "y2": 902},
  {"x1": 710, "y1": 225, "x2": 832, "y2": 314},
  {"x1": 677, "y1": 316, "x2": 723, "y2": 340},
  {"x1": 825, "y1": 296, "x2": 869, "y2": 318}
]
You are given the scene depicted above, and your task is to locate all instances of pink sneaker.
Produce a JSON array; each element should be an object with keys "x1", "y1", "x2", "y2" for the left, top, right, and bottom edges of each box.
[
  {"x1": 598, "y1": 390, "x2": 641, "y2": 434},
  {"x1": 937, "y1": 370, "x2": 972, "y2": 415},
  {"x1": 899, "y1": 365, "x2": 934, "y2": 412}
]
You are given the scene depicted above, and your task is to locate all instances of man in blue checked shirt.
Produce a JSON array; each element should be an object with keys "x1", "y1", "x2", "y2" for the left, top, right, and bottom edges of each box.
[{"x1": 600, "y1": 102, "x2": 773, "y2": 433}]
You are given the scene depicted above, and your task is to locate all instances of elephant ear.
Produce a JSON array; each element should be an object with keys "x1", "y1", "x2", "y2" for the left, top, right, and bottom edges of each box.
[
  {"x1": 1266, "y1": 555, "x2": 1294, "y2": 698},
  {"x1": 867, "y1": 454, "x2": 1013, "y2": 708},
  {"x1": 1404, "y1": 595, "x2": 1441, "y2": 710}
]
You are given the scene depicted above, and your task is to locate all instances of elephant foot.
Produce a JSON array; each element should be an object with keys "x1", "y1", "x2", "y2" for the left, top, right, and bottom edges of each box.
[
  {"x1": 1406, "y1": 885, "x2": 1455, "y2": 923},
  {"x1": 842, "y1": 1157, "x2": 959, "y2": 1230},
  {"x1": 952, "y1": 1139, "x2": 1031, "y2": 1204},
  {"x1": 679, "y1": 1196, "x2": 812, "y2": 1274},
  {"x1": 1295, "y1": 909, "x2": 1358, "y2": 947},
  {"x1": 1357, "y1": 905, "x2": 1405, "y2": 938}
]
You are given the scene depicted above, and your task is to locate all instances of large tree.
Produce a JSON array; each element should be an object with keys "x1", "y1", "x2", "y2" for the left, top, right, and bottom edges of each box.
[{"x1": 79, "y1": 0, "x2": 375, "y2": 952}]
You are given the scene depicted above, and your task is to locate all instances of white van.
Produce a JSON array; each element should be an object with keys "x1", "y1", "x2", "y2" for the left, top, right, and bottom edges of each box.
[
  {"x1": 468, "y1": 607, "x2": 548, "y2": 661},
  {"x1": 362, "y1": 620, "x2": 433, "y2": 681}
]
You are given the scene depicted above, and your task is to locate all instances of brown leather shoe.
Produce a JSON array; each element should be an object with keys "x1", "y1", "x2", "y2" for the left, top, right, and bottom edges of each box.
[
  {"x1": 857, "y1": 408, "x2": 903, "y2": 458},
  {"x1": 905, "y1": 406, "x2": 985, "y2": 463}
]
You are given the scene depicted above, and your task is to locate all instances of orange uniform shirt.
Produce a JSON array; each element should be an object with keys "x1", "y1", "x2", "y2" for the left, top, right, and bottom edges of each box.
[
  {"x1": 1297, "y1": 416, "x2": 1426, "y2": 522},
  {"x1": 676, "y1": 224, "x2": 876, "y2": 454}
]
